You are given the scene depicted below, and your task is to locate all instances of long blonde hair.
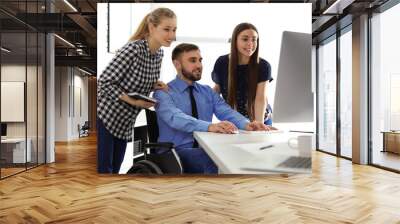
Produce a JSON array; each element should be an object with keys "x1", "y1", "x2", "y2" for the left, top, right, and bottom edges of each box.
[{"x1": 129, "y1": 8, "x2": 176, "y2": 41}]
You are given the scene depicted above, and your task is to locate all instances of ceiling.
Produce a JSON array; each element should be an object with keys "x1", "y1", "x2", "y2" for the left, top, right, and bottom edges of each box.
[
  {"x1": 0, "y1": 0, "x2": 392, "y2": 75},
  {"x1": 1, "y1": 0, "x2": 97, "y2": 74}
]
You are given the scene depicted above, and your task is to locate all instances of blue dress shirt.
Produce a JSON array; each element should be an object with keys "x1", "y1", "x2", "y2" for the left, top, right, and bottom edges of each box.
[{"x1": 154, "y1": 76, "x2": 249, "y2": 149}]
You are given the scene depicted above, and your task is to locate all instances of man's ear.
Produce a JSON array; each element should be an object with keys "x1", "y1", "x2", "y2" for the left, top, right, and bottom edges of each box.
[{"x1": 173, "y1": 59, "x2": 181, "y2": 70}]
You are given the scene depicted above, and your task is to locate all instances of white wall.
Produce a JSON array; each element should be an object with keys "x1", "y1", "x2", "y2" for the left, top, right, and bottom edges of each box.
[
  {"x1": 97, "y1": 4, "x2": 114, "y2": 77},
  {"x1": 55, "y1": 67, "x2": 68, "y2": 141},
  {"x1": 55, "y1": 67, "x2": 89, "y2": 141},
  {"x1": 73, "y1": 72, "x2": 89, "y2": 137},
  {"x1": 1, "y1": 63, "x2": 46, "y2": 163},
  {"x1": 99, "y1": 3, "x2": 311, "y2": 104},
  {"x1": 1, "y1": 65, "x2": 30, "y2": 137}
]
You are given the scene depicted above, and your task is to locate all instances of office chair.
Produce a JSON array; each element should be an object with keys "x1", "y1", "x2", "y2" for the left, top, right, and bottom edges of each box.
[
  {"x1": 127, "y1": 109, "x2": 183, "y2": 174},
  {"x1": 78, "y1": 121, "x2": 90, "y2": 138}
]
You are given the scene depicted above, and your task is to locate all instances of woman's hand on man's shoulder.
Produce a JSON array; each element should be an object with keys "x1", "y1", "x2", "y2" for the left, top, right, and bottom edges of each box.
[{"x1": 153, "y1": 80, "x2": 169, "y2": 92}]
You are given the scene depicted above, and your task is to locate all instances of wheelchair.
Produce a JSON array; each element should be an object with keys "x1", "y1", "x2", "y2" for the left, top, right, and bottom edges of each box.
[{"x1": 127, "y1": 109, "x2": 183, "y2": 174}]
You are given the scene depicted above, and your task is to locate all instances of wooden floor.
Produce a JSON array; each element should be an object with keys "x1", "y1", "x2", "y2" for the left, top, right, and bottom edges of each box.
[
  {"x1": 1, "y1": 135, "x2": 400, "y2": 223},
  {"x1": 1, "y1": 167, "x2": 26, "y2": 178},
  {"x1": 373, "y1": 151, "x2": 400, "y2": 171},
  {"x1": 1, "y1": 163, "x2": 44, "y2": 178}
]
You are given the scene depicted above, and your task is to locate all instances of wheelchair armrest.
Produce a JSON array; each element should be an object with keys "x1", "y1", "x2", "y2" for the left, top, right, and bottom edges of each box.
[{"x1": 144, "y1": 142, "x2": 174, "y2": 150}]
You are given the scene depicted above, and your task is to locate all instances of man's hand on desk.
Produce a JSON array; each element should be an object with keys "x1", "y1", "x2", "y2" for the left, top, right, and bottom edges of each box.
[
  {"x1": 245, "y1": 121, "x2": 276, "y2": 131},
  {"x1": 208, "y1": 121, "x2": 238, "y2": 134}
]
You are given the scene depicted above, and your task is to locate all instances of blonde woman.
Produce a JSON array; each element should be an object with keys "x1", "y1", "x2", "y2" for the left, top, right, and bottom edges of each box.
[{"x1": 97, "y1": 8, "x2": 176, "y2": 173}]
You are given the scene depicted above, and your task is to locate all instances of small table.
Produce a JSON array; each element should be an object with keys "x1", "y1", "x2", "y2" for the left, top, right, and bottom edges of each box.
[
  {"x1": 381, "y1": 131, "x2": 400, "y2": 154},
  {"x1": 1, "y1": 138, "x2": 32, "y2": 164}
]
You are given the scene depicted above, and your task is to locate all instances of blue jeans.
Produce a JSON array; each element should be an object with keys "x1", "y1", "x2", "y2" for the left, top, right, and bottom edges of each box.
[
  {"x1": 176, "y1": 147, "x2": 218, "y2": 174},
  {"x1": 97, "y1": 118, "x2": 127, "y2": 174}
]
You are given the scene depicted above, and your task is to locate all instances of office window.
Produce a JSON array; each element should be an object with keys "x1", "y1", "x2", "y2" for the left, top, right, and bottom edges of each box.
[
  {"x1": 339, "y1": 27, "x2": 352, "y2": 158},
  {"x1": 27, "y1": 30, "x2": 39, "y2": 169},
  {"x1": 37, "y1": 32, "x2": 46, "y2": 165},
  {"x1": 0, "y1": 1, "x2": 46, "y2": 179},
  {"x1": 1, "y1": 32, "x2": 28, "y2": 178},
  {"x1": 317, "y1": 35, "x2": 337, "y2": 154},
  {"x1": 25, "y1": 0, "x2": 46, "y2": 169},
  {"x1": 371, "y1": 2, "x2": 400, "y2": 171}
]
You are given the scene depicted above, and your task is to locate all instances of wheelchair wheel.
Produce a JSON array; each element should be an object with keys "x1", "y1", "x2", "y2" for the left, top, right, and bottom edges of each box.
[{"x1": 127, "y1": 160, "x2": 163, "y2": 174}]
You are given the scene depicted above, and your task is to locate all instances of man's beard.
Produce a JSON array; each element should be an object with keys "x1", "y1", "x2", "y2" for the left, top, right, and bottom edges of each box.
[{"x1": 182, "y1": 67, "x2": 201, "y2": 82}]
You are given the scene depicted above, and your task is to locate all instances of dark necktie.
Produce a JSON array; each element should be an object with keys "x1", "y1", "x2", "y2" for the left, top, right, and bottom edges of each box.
[{"x1": 188, "y1": 86, "x2": 199, "y2": 148}]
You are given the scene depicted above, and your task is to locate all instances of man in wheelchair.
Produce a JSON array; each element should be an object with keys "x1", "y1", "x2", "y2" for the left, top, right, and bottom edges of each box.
[{"x1": 153, "y1": 43, "x2": 271, "y2": 174}]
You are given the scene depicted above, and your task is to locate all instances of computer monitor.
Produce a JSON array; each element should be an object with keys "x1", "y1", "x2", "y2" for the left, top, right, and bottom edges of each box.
[
  {"x1": 272, "y1": 31, "x2": 313, "y2": 123},
  {"x1": 1, "y1": 123, "x2": 7, "y2": 137}
]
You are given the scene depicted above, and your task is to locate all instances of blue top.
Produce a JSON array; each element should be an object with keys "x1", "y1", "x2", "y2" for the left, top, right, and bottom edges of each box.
[
  {"x1": 211, "y1": 54, "x2": 273, "y2": 121},
  {"x1": 154, "y1": 76, "x2": 249, "y2": 149}
]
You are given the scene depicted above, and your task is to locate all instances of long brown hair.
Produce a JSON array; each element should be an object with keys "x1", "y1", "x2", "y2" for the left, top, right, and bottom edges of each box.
[
  {"x1": 228, "y1": 23, "x2": 260, "y2": 121},
  {"x1": 129, "y1": 8, "x2": 176, "y2": 41}
]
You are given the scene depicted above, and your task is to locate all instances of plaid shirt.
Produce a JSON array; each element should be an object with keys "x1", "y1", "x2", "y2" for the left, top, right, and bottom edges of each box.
[{"x1": 97, "y1": 39, "x2": 163, "y2": 141}]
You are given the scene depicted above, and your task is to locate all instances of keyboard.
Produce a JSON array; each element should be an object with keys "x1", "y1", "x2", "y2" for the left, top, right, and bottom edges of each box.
[
  {"x1": 239, "y1": 130, "x2": 284, "y2": 134},
  {"x1": 277, "y1": 156, "x2": 311, "y2": 169}
]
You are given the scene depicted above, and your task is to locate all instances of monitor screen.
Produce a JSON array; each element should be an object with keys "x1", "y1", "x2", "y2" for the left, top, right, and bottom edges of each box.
[
  {"x1": 272, "y1": 31, "x2": 314, "y2": 123},
  {"x1": 1, "y1": 123, "x2": 7, "y2": 137}
]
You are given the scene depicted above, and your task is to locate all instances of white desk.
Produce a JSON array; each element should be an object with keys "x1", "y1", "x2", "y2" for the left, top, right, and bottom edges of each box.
[
  {"x1": 1, "y1": 138, "x2": 31, "y2": 163},
  {"x1": 194, "y1": 131, "x2": 311, "y2": 174}
]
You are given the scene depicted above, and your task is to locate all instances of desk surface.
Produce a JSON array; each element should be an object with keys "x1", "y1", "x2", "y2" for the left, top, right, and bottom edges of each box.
[
  {"x1": 381, "y1": 131, "x2": 400, "y2": 134},
  {"x1": 194, "y1": 131, "x2": 310, "y2": 174},
  {"x1": 1, "y1": 138, "x2": 27, "y2": 143}
]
